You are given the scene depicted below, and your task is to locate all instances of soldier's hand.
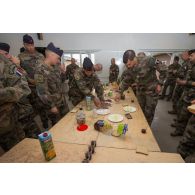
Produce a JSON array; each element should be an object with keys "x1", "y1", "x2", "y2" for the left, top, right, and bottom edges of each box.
[
  {"x1": 10, "y1": 56, "x2": 20, "y2": 66},
  {"x1": 60, "y1": 64, "x2": 66, "y2": 73},
  {"x1": 114, "y1": 93, "x2": 121, "y2": 102},
  {"x1": 94, "y1": 97, "x2": 101, "y2": 108},
  {"x1": 156, "y1": 84, "x2": 161, "y2": 94},
  {"x1": 50, "y1": 106, "x2": 59, "y2": 114},
  {"x1": 191, "y1": 100, "x2": 195, "y2": 105}
]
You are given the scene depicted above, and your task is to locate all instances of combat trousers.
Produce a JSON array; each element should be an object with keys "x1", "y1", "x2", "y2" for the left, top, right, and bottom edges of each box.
[
  {"x1": 137, "y1": 91, "x2": 158, "y2": 125},
  {"x1": 177, "y1": 115, "x2": 195, "y2": 159}
]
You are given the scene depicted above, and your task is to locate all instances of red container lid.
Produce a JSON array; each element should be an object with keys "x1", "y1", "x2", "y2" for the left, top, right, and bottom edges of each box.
[{"x1": 77, "y1": 124, "x2": 88, "y2": 131}]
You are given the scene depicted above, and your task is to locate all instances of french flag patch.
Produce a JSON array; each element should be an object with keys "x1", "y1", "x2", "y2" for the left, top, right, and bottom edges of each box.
[{"x1": 16, "y1": 68, "x2": 23, "y2": 76}]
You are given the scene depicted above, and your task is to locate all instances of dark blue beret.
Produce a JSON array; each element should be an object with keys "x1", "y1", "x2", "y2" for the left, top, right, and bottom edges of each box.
[
  {"x1": 189, "y1": 49, "x2": 195, "y2": 55},
  {"x1": 0, "y1": 42, "x2": 10, "y2": 53},
  {"x1": 23, "y1": 34, "x2": 34, "y2": 44},
  {"x1": 47, "y1": 42, "x2": 63, "y2": 57},
  {"x1": 83, "y1": 57, "x2": 93, "y2": 71}
]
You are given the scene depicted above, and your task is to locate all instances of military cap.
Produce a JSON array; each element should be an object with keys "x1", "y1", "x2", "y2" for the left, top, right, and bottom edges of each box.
[
  {"x1": 23, "y1": 34, "x2": 34, "y2": 44},
  {"x1": 0, "y1": 42, "x2": 10, "y2": 53},
  {"x1": 83, "y1": 57, "x2": 93, "y2": 71},
  {"x1": 46, "y1": 42, "x2": 63, "y2": 57}
]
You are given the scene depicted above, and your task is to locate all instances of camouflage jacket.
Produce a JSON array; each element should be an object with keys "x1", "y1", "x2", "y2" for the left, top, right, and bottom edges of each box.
[
  {"x1": 177, "y1": 60, "x2": 192, "y2": 80},
  {"x1": 109, "y1": 64, "x2": 119, "y2": 82},
  {"x1": 69, "y1": 68, "x2": 104, "y2": 101},
  {"x1": 0, "y1": 54, "x2": 31, "y2": 134},
  {"x1": 65, "y1": 63, "x2": 79, "y2": 85},
  {"x1": 135, "y1": 56, "x2": 165, "y2": 94},
  {"x1": 18, "y1": 50, "x2": 44, "y2": 87},
  {"x1": 34, "y1": 63, "x2": 65, "y2": 109},
  {"x1": 183, "y1": 63, "x2": 195, "y2": 103},
  {"x1": 119, "y1": 67, "x2": 138, "y2": 94},
  {"x1": 167, "y1": 62, "x2": 181, "y2": 79}
]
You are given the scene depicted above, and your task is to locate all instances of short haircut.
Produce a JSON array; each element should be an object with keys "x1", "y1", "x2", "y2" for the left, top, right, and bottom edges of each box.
[{"x1": 123, "y1": 50, "x2": 136, "y2": 64}]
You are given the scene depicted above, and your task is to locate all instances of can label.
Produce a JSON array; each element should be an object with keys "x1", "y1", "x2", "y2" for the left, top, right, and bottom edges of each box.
[{"x1": 38, "y1": 132, "x2": 56, "y2": 161}]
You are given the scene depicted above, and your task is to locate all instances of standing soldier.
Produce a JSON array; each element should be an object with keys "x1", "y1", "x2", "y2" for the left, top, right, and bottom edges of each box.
[
  {"x1": 115, "y1": 51, "x2": 163, "y2": 125},
  {"x1": 18, "y1": 34, "x2": 45, "y2": 138},
  {"x1": 109, "y1": 58, "x2": 119, "y2": 83},
  {"x1": 168, "y1": 51, "x2": 192, "y2": 115},
  {"x1": 171, "y1": 49, "x2": 195, "y2": 136},
  {"x1": 18, "y1": 34, "x2": 45, "y2": 106},
  {"x1": 65, "y1": 58, "x2": 79, "y2": 99},
  {"x1": 177, "y1": 100, "x2": 195, "y2": 160},
  {"x1": 69, "y1": 57, "x2": 104, "y2": 107},
  {"x1": 0, "y1": 43, "x2": 31, "y2": 151},
  {"x1": 160, "y1": 56, "x2": 181, "y2": 101},
  {"x1": 34, "y1": 42, "x2": 69, "y2": 127}
]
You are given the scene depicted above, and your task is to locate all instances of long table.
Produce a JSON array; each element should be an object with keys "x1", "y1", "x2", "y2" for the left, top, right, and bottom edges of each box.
[{"x1": 0, "y1": 87, "x2": 184, "y2": 163}]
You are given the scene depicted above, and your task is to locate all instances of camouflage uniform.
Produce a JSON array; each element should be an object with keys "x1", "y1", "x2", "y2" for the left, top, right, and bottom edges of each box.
[
  {"x1": 161, "y1": 62, "x2": 181, "y2": 99},
  {"x1": 0, "y1": 53, "x2": 31, "y2": 151},
  {"x1": 17, "y1": 50, "x2": 44, "y2": 136},
  {"x1": 109, "y1": 64, "x2": 119, "y2": 83},
  {"x1": 65, "y1": 63, "x2": 79, "y2": 85},
  {"x1": 69, "y1": 68, "x2": 104, "y2": 106},
  {"x1": 18, "y1": 50, "x2": 47, "y2": 122},
  {"x1": 117, "y1": 67, "x2": 128, "y2": 85},
  {"x1": 173, "y1": 63, "x2": 195, "y2": 136},
  {"x1": 177, "y1": 114, "x2": 195, "y2": 159},
  {"x1": 172, "y1": 60, "x2": 192, "y2": 113},
  {"x1": 135, "y1": 57, "x2": 165, "y2": 125},
  {"x1": 34, "y1": 63, "x2": 69, "y2": 127},
  {"x1": 65, "y1": 63, "x2": 79, "y2": 99},
  {"x1": 119, "y1": 67, "x2": 137, "y2": 95}
]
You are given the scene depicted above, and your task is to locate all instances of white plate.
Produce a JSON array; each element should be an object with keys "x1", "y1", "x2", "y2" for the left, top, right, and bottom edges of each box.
[
  {"x1": 95, "y1": 109, "x2": 110, "y2": 115},
  {"x1": 123, "y1": 106, "x2": 137, "y2": 113},
  {"x1": 108, "y1": 114, "x2": 124, "y2": 123}
]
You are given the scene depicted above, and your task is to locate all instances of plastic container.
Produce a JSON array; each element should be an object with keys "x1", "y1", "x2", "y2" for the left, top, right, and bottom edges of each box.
[
  {"x1": 76, "y1": 108, "x2": 86, "y2": 125},
  {"x1": 86, "y1": 96, "x2": 92, "y2": 111}
]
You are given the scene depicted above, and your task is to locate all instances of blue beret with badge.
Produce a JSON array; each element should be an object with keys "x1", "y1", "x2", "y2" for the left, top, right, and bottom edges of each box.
[
  {"x1": 83, "y1": 57, "x2": 93, "y2": 71},
  {"x1": 23, "y1": 34, "x2": 34, "y2": 44},
  {"x1": 46, "y1": 42, "x2": 63, "y2": 57},
  {"x1": 0, "y1": 42, "x2": 10, "y2": 53}
]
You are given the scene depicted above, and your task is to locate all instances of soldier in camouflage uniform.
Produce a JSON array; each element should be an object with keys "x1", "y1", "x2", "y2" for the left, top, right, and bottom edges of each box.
[
  {"x1": 177, "y1": 108, "x2": 195, "y2": 160},
  {"x1": 18, "y1": 34, "x2": 44, "y2": 107},
  {"x1": 168, "y1": 51, "x2": 192, "y2": 115},
  {"x1": 35, "y1": 43, "x2": 69, "y2": 127},
  {"x1": 115, "y1": 51, "x2": 163, "y2": 125},
  {"x1": 69, "y1": 57, "x2": 104, "y2": 107},
  {"x1": 171, "y1": 49, "x2": 195, "y2": 136},
  {"x1": 65, "y1": 58, "x2": 79, "y2": 99},
  {"x1": 161, "y1": 56, "x2": 181, "y2": 101},
  {"x1": 18, "y1": 34, "x2": 47, "y2": 130},
  {"x1": 109, "y1": 58, "x2": 119, "y2": 83},
  {"x1": 0, "y1": 43, "x2": 31, "y2": 151}
]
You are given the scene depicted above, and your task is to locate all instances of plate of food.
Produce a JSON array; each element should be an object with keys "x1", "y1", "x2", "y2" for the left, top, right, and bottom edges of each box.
[
  {"x1": 95, "y1": 109, "x2": 111, "y2": 115},
  {"x1": 123, "y1": 106, "x2": 137, "y2": 113},
  {"x1": 107, "y1": 114, "x2": 124, "y2": 123}
]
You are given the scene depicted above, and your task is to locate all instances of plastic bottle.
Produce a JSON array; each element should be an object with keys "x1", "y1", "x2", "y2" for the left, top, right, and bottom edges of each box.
[{"x1": 76, "y1": 108, "x2": 86, "y2": 125}]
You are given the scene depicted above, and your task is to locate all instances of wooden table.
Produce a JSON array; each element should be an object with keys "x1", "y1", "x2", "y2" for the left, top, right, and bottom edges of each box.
[
  {"x1": 0, "y1": 138, "x2": 184, "y2": 163},
  {"x1": 0, "y1": 138, "x2": 88, "y2": 163},
  {"x1": 50, "y1": 87, "x2": 160, "y2": 152},
  {"x1": 0, "y1": 87, "x2": 184, "y2": 163},
  {"x1": 91, "y1": 147, "x2": 184, "y2": 163}
]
